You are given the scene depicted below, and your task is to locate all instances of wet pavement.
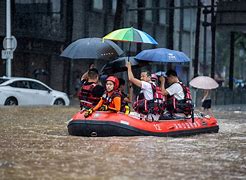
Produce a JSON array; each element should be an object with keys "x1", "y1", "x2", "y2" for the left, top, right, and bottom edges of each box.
[{"x1": 0, "y1": 105, "x2": 245, "y2": 180}]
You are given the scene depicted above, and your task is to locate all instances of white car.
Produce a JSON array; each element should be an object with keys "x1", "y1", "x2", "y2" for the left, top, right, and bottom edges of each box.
[{"x1": 0, "y1": 77, "x2": 70, "y2": 106}]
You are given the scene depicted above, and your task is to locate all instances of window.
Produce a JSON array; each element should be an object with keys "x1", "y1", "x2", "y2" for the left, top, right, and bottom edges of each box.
[
  {"x1": 15, "y1": 0, "x2": 61, "y2": 15},
  {"x1": 10, "y1": 81, "x2": 30, "y2": 89},
  {"x1": 112, "y1": 0, "x2": 117, "y2": 14},
  {"x1": 145, "y1": 0, "x2": 152, "y2": 21},
  {"x1": 93, "y1": 0, "x2": 103, "y2": 10},
  {"x1": 159, "y1": 0, "x2": 167, "y2": 25},
  {"x1": 29, "y1": 81, "x2": 49, "y2": 91},
  {"x1": 0, "y1": 78, "x2": 9, "y2": 84}
]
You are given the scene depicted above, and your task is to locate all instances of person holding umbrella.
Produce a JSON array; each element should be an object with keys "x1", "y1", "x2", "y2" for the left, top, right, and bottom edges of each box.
[
  {"x1": 79, "y1": 68, "x2": 104, "y2": 110},
  {"x1": 189, "y1": 76, "x2": 219, "y2": 116},
  {"x1": 126, "y1": 62, "x2": 161, "y2": 121},
  {"x1": 201, "y1": 90, "x2": 211, "y2": 111},
  {"x1": 81, "y1": 63, "x2": 96, "y2": 81}
]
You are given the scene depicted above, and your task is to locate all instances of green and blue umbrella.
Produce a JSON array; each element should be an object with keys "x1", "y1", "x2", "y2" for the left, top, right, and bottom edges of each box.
[
  {"x1": 103, "y1": 27, "x2": 158, "y2": 45},
  {"x1": 103, "y1": 27, "x2": 158, "y2": 62}
]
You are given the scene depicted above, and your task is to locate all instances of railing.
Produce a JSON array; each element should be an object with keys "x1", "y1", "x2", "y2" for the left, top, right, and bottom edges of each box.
[{"x1": 192, "y1": 87, "x2": 246, "y2": 107}]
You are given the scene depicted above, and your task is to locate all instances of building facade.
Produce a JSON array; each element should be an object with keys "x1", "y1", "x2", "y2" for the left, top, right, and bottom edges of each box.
[{"x1": 0, "y1": 0, "x2": 210, "y2": 95}]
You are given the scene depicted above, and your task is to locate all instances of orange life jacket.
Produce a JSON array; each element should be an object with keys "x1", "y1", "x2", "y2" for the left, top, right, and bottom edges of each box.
[{"x1": 102, "y1": 90, "x2": 129, "y2": 114}]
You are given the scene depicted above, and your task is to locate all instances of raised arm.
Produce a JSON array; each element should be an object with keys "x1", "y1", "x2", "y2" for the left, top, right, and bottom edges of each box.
[
  {"x1": 159, "y1": 76, "x2": 169, "y2": 96},
  {"x1": 126, "y1": 62, "x2": 142, "y2": 88},
  {"x1": 81, "y1": 71, "x2": 89, "y2": 81}
]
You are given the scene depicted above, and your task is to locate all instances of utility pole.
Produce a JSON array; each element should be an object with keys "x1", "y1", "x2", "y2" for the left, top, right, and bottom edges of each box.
[
  {"x1": 6, "y1": 0, "x2": 11, "y2": 77},
  {"x1": 1, "y1": 0, "x2": 16, "y2": 77}
]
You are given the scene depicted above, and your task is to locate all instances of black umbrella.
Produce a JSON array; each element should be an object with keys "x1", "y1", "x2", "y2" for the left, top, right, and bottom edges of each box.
[
  {"x1": 60, "y1": 37, "x2": 124, "y2": 60},
  {"x1": 101, "y1": 56, "x2": 148, "y2": 74}
]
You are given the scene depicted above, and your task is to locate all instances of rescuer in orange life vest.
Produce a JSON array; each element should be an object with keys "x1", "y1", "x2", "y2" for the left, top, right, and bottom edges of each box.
[
  {"x1": 79, "y1": 68, "x2": 104, "y2": 110},
  {"x1": 84, "y1": 76, "x2": 122, "y2": 118}
]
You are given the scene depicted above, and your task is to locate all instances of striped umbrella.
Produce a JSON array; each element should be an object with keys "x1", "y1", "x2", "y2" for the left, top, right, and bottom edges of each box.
[
  {"x1": 103, "y1": 27, "x2": 158, "y2": 45},
  {"x1": 103, "y1": 27, "x2": 158, "y2": 59}
]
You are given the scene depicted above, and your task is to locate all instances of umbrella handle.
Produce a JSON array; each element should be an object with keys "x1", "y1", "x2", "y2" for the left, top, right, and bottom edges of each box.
[{"x1": 128, "y1": 42, "x2": 131, "y2": 62}]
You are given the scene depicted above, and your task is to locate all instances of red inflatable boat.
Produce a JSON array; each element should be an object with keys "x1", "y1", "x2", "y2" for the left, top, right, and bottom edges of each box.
[{"x1": 67, "y1": 111, "x2": 219, "y2": 137}]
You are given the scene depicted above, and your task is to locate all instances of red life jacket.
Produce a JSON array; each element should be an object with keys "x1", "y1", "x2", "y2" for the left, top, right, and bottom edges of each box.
[
  {"x1": 133, "y1": 82, "x2": 165, "y2": 115},
  {"x1": 166, "y1": 82, "x2": 193, "y2": 116},
  {"x1": 79, "y1": 82, "x2": 100, "y2": 109}
]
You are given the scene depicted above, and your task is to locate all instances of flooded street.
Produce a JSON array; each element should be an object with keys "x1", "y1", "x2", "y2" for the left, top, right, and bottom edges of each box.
[{"x1": 0, "y1": 106, "x2": 245, "y2": 180}]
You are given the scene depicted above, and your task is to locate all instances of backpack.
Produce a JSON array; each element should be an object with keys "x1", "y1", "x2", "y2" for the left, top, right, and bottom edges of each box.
[
  {"x1": 166, "y1": 82, "x2": 193, "y2": 116},
  {"x1": 133, "y1": 82, "x2": 165, "y2": 115},
  {"x1": 149, "y1": 83, "x2": 165, "y2": 114}
]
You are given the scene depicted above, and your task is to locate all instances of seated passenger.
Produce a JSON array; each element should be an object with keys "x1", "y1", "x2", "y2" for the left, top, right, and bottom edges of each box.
[
  {"x1": 84, "y1": 76, "x2": 121, "y2": 118},
  {"x1": 160, "y1": 69, "x2": 193, "y2": 119},
  {"x1": 79, "y1": 68, "x2": 104, "y2": 110},
  {"x1": 118, "y1": 78, "x2": 131, "y2": 114},
  {"x1": 126, "y1": 62, "x2": 160, "y2": 121},
  {"x1": 81, "y1": 63, "x2": 96, "y2": 81}
]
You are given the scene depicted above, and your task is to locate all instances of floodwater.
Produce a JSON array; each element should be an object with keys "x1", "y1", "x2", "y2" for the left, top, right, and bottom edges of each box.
[{"x1": 0, "y1": 106, "x2": 245, "y2": 180}]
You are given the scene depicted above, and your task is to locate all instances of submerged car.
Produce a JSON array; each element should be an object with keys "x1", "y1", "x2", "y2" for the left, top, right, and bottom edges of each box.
[{"x1": 0, "y1": 77, "x2": 70, "y2": 106}]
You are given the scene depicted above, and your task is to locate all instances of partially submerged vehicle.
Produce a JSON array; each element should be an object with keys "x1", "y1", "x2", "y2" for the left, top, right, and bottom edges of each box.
[{"x1": 67, "y1": 111, "x2": 219, "y2": 137}]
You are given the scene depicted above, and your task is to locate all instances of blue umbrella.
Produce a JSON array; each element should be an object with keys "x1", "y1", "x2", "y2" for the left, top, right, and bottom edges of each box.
[{"x1": 135, "y1": 48, "x2": 190, "y2": 63}]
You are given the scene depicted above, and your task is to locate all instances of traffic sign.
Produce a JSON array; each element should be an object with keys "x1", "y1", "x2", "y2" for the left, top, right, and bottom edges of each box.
[
  {"x1": 1, "y1": 50, "x2": 13, "y2": 59},
  {"x1": 3, "y1": 36, "x2": 17, "y2": 51}
]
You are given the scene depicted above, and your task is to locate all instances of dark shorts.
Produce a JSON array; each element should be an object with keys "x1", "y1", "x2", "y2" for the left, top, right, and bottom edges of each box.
[{"x1": 202, "y1": 99, "x2": 211, "y2": 109}]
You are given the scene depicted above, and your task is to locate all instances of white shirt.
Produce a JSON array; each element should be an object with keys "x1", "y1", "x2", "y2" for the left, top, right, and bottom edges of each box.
[
  {"x1": 166, "y1": 82, "x2": 185, "y2": 100},
  {"x1": 140, "y1": 81, "x2": 153, "y2": 100}
]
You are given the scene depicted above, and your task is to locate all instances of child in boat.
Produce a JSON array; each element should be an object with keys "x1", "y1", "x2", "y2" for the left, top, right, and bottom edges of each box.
[{"x1": 84, "y1": 76, "x2": 121, "y2": 117}]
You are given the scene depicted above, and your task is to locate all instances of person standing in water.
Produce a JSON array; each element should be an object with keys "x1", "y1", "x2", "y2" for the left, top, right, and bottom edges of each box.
[{"x1": 201, "y1": 89, "x2": 212, "y2": 115}]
